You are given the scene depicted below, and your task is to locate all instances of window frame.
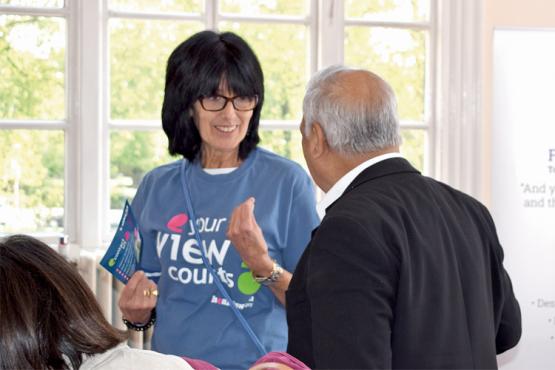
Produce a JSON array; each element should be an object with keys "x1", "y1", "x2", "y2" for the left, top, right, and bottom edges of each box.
[
  {"x1": 321, "y1": 0, "x2": 437, "y2": 176},
  {"x1": 0, "y1": 1, "x2": 78, "y2": 240},
  {"x1": 1, "y1": 0, "x2": 483, "y2": 249}
]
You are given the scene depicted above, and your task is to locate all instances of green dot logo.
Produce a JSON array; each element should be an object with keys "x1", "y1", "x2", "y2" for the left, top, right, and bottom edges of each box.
[
  {"x1": 237, "y1": 261, "x2": 260, "y2": 295},
  {"x1": 108, "y1": 258, "x2": 116, "y2": 267}
]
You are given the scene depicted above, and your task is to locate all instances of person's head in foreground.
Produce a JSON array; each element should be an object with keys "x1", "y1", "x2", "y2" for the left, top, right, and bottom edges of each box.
[
  {"x1": 0, "y1": 234, "x2": 310, "y2": 370},
  {"x1": 162, "y1": 30, "x2": 264, "y2": 167},
  {"x1": 0, "y1": 234, "x2": 127, "y2": 370}
]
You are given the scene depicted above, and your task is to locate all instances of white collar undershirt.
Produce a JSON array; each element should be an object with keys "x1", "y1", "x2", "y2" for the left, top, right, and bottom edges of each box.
[
  {"x1": 202, "y1": 167, "x2": 237, "y2": 175},
  {"x1": 316, "y1": 153, "x2": 403, "y2": 219}
]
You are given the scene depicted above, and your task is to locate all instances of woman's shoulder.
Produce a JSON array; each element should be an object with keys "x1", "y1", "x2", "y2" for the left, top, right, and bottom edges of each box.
[
  {"x1": 81, "y1": 344, "x2": 195, "y2": 370},
  {"x1": 123, "y1": 347, "x2": 195, "y2": 370},
  {"x1": 141, "y1": 159, "x2": 182, "y2": 183},
  {"x1": 254, "y1": 148, "x2": 308, "y2": 178}
]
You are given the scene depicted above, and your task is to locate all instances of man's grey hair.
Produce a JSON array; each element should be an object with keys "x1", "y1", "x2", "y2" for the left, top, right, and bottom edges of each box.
[{"x1": 303, "y1": 65, "x2": 402, "y2": 155}]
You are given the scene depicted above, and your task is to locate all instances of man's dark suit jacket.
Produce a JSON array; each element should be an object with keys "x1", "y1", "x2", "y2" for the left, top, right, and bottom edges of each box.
[{"x1": 286, "y1": 158, "x2": 521, "y2": 369}]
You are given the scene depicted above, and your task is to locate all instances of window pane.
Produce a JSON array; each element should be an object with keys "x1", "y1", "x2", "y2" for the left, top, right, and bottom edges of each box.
[
  {"x1": 109, "y1": 130, "x2": 175, "y2": 228},
  {"x1": 345, "y1": 0, "x2": 429, "y2": 22},
  {"x1": 0, "y1": 0, "x2": 63, "y2": 7},
  {"x1": 109, "y1": 0, "x2": 202, "y2": 13},
  {"x1": 400, "y1": 129, "x2": 425, "y2": 173},
  {"x1": 220, "y1": 0, "x2": 306, "y2": 16},
  {"x1": 0, "y1": 130, "x2": 64, "y2": 233},
  {"x1": 259, "y1": 129, "x2": 307, "y2": 170},
  {"x1": 219, "y1": 22, "x2": 308, "y2": 121},
  {"x1": 345, "y1": 27, "x2": 427, "y2": 121},
  {"x1": 109, "y1": 19, "x2": 203, "y2": 120},
  {"x1": 0, "y1": 15, "x2": 65, "y2": 120}
]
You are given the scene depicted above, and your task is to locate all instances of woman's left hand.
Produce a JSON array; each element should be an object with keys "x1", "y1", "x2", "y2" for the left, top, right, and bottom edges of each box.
[{"x1": 227, "y1": 197, "x2": 274, "y2": 277}]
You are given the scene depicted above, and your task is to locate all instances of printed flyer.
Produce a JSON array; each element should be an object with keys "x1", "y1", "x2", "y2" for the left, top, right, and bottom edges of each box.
[{"x1": 100, "y1": 201, "x2": 142, "y2": 284}]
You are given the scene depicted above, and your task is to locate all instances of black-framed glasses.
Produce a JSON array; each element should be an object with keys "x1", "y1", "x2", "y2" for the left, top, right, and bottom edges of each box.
[{"x1": 198, "y1": 94, "x2": 258, "y2": 112}]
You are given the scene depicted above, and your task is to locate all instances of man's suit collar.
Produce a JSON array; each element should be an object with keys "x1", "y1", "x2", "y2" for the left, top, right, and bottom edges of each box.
[
  {"x1": 347, "y1": 157, "x2": 419, "y2": 192},
  {"x1": 326, "y1": 157, "x2": 420, "y2": 213}
]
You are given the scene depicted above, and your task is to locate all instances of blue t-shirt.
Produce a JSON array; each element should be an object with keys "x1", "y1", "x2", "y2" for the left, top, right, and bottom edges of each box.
[{"x1": 132, "y1": 148, "x2": 320, "y2": 370}]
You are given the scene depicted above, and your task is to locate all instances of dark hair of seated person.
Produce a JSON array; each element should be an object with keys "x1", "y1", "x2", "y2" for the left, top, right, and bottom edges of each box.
[{"x1": 0, "y1": 234, "x2": 128, "y2": 370}]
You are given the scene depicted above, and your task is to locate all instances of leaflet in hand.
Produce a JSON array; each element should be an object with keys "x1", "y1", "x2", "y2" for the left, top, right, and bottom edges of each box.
[{"x1": 100, "y1": 200, "x2": 142, "y2": 284}]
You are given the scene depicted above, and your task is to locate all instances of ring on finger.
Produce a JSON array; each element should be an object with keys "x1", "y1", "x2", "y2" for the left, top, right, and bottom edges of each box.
[{"x1": 143, "y1": 288, "x2": 158, "y2": 297}]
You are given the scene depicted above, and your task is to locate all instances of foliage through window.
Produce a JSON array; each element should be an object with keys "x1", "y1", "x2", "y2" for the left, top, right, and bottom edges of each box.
[
  {"x1": 0, "y1": 0, "x2": 434, "y2": 238},
  {"x1": 0, "y1": 10, "x2": 66, "y2": 234}
]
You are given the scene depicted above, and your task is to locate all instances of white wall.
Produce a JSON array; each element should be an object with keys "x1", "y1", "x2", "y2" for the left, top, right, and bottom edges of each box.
[
  {"x1": 482, "y1": 0, "x2": 555, "y2": 204},
  {"x1": 482, "y1": 1, "x2": 555, "y2": 369}
]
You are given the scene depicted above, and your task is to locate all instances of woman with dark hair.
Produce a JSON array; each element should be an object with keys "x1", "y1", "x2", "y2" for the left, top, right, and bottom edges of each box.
[
  {"x1": 118, "y1": 30, "x2": 319, "y2": 369},
  {"x1": 0, "y1": 234, "x2": 194, "y2": 370}
]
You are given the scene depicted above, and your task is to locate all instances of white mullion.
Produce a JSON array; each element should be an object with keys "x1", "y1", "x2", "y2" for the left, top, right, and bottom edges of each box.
[
  {"x1": 260, "y1": 120, "x2": 301, "y2": 131},
  {"x1": 319, "y1": 0, "x2": 343, "y2": 68},
  {"x1": 78, "y1": 0, "x2": 104, "y2": 250},
  {"x1": 65, "y1": 0, "x2": 79, "y2": 244},
  {"x1": 344, "y1": 19, "x2": 430, "y2": 30},
  {"x1": 109, "y1": 120, "x2": 161, "y2": 131},
  {"x1": 309, "y1": 0, "x2": 318, "y2": 76},
  {"x1": 102, "y1": 0, "x2": 111, "y2": 241},
  {"x1": 0, "y1": 5, "x2": 68, "y2": 16},
  {"x1": 218, "y1": 14, "x2": 308, "y2": 25},
  {"x1": 107, "y1": 10, "x2": 202, "y2": 22},
  {"x1": 426, "y1": 0, "x2": 438, "y2": 178},
  {"x1": 399, "y1": 120, "x2": 428, "y2": 130},
  {"x1": 461, "y1": 0, "x2": 482, "y2": 198},
  {"x1": 435, "y1": 0, "x2": 482, "y2": 198},
  {"x1": 0, "y1": 120, "x2": 66, "y2": 129},
  {"x1": 205, "y1": 0, "x2": 216, "y2": 29},
  {"x1": 109, "y1": 126, "x2": 161, "y2": 132}
]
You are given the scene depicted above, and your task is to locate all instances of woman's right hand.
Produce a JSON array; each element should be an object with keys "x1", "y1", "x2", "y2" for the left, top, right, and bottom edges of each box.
[{"x1": 118, "y1": 271, "x2": 158, "y2": 324}]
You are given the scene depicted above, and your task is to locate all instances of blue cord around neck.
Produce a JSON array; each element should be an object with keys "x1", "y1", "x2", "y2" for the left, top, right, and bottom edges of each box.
[{"x1": 179, "y1": 159, "x2": 267, "y2": 356}]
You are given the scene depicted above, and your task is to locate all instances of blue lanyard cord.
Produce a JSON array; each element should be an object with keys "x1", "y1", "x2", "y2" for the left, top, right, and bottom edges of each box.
[{"x1": 180, "y1": 160, "x2": 267, "y2": 356}]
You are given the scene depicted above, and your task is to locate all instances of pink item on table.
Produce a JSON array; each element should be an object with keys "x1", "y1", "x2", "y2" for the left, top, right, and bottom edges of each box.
[
  {"x1": 181, "y1": 356, "x2": 219, "y2": 370},
  {"x1": 252, "y1": 352, "x2": 310, "y2": 370}
]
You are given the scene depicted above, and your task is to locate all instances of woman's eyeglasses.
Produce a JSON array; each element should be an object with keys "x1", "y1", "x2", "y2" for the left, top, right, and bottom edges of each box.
[{"x1": 199, "y1": 95, "x2": 258, "y2": 112}]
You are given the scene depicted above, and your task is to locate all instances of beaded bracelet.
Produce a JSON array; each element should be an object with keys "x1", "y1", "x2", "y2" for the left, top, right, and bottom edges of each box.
[{"x1": 122, "y1": 309, "x2": 156, "y2": 331}]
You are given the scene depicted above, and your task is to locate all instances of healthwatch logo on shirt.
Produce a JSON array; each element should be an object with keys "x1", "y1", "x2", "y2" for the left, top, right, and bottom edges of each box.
[
  {"x1": 166, "y1": 213, "x2": 189, "y2": 232},
  {"x1": 156, "y1": 213, "x2": 261, "y2": 298}
]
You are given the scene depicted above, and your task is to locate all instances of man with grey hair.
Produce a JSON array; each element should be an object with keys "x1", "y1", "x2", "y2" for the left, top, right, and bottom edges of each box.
[{"x1": 286, "y1": 65, "x2": 521, "y2": 369}]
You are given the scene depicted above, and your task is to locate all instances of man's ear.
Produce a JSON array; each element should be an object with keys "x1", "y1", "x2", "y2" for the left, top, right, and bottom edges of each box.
[{"x1": 310, "y1": 122, "x2": 329, "y2": 158}]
